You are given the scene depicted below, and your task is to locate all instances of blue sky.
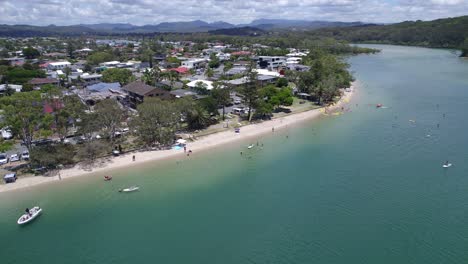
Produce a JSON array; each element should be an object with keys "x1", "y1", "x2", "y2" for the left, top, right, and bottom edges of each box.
[{"x1": 0, "y1": 0, "x2": 467, "y2": 25}]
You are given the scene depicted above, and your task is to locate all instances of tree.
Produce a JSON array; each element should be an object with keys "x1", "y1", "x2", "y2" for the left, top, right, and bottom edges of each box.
[
  {"x1": 94, "y1": 99, "x2": 126, "y2": 141},
  {"x1": 186, "y1": 104, "x2": 210, "y2": 130},
  {"x1": 87, "y1": 52, "x2": 114, "y2": 65},
  {"x1": 102, "y1": 68, "x2": 133, "y2": 85},
  {"x1": 67, "y1": 41, "x2": 74, "y2": 59},
  {"x1": 194, "y1": 81, "x2": 209, "y2": 95},
  {"x1": 77, "y1": 141, "x2": 108, "y2": 164},
  {"x1": 44, "y1": 88, "x2": 85, "y2": 141},
  {"x1": 1, "y1": 91, "x2": 53, "y2": 151},
  {"x1": 461, "y1": 38, "x2": 468, "y2": 57},
  {"x1": 131, "y1": 98, "x2": 180, "y2": 147},
  {"x1": 239, "y1": 64, "x2": 260, "y2": 121},
  {"x1": 22, "y1": 47, "x2": 40, "y2": 59},
  {"x1": 208, "y1": 53, "x2": 220, "y2": 68},
  {"x1": 223, "y1": 61, "x2": 234, "y2": 74},
  {"x1": 30, "y1": 144, "x2": 75, "y2": 169},
  {"x1": 205, "y1": 68, "x2": 214, "y2": 78},
  {"x1": 5, "y1": 67, "x2": 46, "y2": 84},
  {"x1": 211, "y1": 83, "x2": 231, "y2": 120},
  {"x1": 276, "y1": 77, "x2": 288, "y2": 87}
]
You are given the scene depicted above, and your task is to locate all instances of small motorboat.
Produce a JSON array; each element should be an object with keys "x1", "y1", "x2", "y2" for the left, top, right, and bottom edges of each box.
[
  {"x1": 443, "y1": 163, "x2": 452, "y2": 168},
  {"x1": 104, "y1": 176, "x2": 112, "y2": 181},
  {"x1": 247, "y1": 144, "x2": 254, "y2": 149},
  {"x1": 376, "y1": 104, "x2": 383, "y2": 108},
  {"x1": 119, "y1": 186, "x2": 139, "y2": 193},
  {"x1": 17, "y1": 206, "x2": 42, "y2": 225}
]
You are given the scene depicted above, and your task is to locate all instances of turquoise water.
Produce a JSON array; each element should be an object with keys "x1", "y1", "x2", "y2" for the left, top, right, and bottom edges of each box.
[{"x1": 2, "y1": 45, "x2": 468, "y2": 263}]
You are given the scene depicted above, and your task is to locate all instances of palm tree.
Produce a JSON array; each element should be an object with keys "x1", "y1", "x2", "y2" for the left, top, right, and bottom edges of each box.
[{"x1": 187, "y1": 105, "x2": 210, "y2": 130}]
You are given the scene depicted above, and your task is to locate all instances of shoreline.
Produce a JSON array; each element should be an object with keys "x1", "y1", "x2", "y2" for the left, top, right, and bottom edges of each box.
[{"x1": 0, "y1": 81, "x2": 357, "y2": 193}]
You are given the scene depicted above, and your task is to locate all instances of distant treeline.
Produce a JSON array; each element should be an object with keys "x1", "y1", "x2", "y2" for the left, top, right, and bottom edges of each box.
[{"x1": 304, "y1": 16, "x2": 468, "y2": 51}]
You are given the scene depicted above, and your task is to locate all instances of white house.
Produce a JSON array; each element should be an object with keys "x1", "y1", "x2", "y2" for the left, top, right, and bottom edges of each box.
[
  {"x1": 47, "y1": 61, "x2": 72, "y2": 71},
  {"x1": 216, "y1": 53, "x2": 231, "y2": 61},
  {"x1": 187, "y1": 80, "x2": 214, "y2": 90},
  {"x1": 286, "y1": 57, "x2": 302, "y2": 64},
  {"x1": 182, "y1": 58, "x2": 207, "y2": 69}
]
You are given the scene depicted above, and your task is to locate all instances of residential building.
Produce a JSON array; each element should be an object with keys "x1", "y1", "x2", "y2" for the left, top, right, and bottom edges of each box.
[
  {"x1": 257, "y1": 56, "x2": 287, "y2": 69},
  {"x1": 182, "y1": 58, "x2": 207, "y2": 69},
  {"x1": 28, "y1": 78, "x2": 59, "y2": 88},
  {"x1": 122, "y1": 81, "x2": 173, "y2": 108},
  {"x1": 0, "y1": 84, "x2": 22, "y2": 94},
  {"x1": 74, "y1": 82, "x2": 124, "y2": 105},
  {"x1": 69, "y1": 73, "x2": 102, "y2": 86},
  {"x1": 47, "y1": 61, "x2": 72, "y2": 71},
  {"x1": 187, "y1": 80, "x2": 214, "y2": 90}
]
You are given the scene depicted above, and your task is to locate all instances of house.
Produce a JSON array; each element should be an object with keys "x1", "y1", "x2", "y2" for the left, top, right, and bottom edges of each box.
[
  {"x1": 0, "y1": 84, "x2": 22, "y2": 94},
  {"x1": 3, "y1": 57, "x2": 25, "y2": 66},
  {"x1": 287, "y1": 64, "x2": 310, "y2": 72},
  {"x1": 169, "y1": 67, "x2": 190, "y2": 75},
  {"x1": 74, "y1": 82, "x2": 124, "y2": 105},
  {"x1": 122, "y1": 81, "x2": 173, "y2": 108},
  {"x1": 69, "y1": 73, "x2": 102, "y2": 86},
  {"x1": 28, "y1": 78, "x2": 59, "y2": 88},
  {"x1": 257, "y1": 56, "x2": 287, "y2": 69},
  {"x1": 182, "y1": 58, "x2": 207, "y2": 69},
  {"x1": 224, "y1": 67, "x2": 247, "y2": 76},
  {"x1": 47, "y1": 61, "x2": 72, "y2": 71},
  {"x1": 216, "y1": 53, "x2": 231, "y2": 61},
  {"x1": 187, "y1": 80, "x2": 214, "y2": 90}
]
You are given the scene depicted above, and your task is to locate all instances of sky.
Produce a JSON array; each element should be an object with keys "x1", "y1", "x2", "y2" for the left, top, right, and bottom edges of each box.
[{"x1": 0, "y1": 0, "x2": 467, "y2": 26}]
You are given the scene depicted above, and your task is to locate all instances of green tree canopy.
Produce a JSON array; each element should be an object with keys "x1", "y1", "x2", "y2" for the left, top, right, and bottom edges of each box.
[{"x1": 102, "y1": 68, "x2": 134, "y2": 85}]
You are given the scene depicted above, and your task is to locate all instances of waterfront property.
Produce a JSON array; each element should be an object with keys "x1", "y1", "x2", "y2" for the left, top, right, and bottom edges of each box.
[{"x1": 122, "y1": 81, "x2": 173, "y2": 108}]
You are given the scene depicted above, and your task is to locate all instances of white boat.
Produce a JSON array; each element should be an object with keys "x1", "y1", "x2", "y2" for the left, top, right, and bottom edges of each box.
[
  {"x1": 17, "y1": 206, "x2": 42, "y2": 225},
  {"x1": 247, "y1": 144, "x2": 254, "y2": 149},
  {"x1": 443, "y1": 163, "x2": 452, "y2": 168},
  {"x1": 119, "y1": 186, "x2": 139, "y2": 193}
]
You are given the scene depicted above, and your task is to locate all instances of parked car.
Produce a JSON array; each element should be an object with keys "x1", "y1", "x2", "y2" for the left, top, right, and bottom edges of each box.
[
  {"x1": 0, "y1": 153, "x2": 8, "y2": 165},
  {"x1": 233, "y1": 99, "x2": 242, "y2": 105},
  {"x1": 21, "y1": 151, "x2": 30, "y2": 160},
  {"x1": 1, "y1": 127, "x2": 13, "y2": 140},
  {"x1": 9, "y1": 153, "x2": 20, "y2": 162},
  {"x1": 3, "y1": 173, "x2": 17, "y2": 183}
]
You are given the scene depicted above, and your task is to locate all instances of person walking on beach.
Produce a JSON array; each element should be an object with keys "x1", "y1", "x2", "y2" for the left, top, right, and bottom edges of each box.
[
  {"x1": 272, "y1": 127, "x2": 275, "y2": 133},
  {"x1": 184, "y1": 146, "x2": 187, "y2": 153},
  {"x1": 132, "y1": 155, "x2": 135, "y2": 162}
]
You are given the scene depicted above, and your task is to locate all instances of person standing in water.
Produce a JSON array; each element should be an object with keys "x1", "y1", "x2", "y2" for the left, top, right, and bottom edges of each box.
[{"x1": 132, "y1": 155, "x2": 135, "y2": 162}]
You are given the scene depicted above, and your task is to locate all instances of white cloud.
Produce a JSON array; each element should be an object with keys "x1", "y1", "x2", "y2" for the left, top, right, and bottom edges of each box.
[{"x1": 0, "y1": 0, "x2": 467, "y2": 25}]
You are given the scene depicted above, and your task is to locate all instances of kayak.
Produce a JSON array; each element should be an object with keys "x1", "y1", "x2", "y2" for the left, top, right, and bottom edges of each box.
[
  {"x1": 17, "y1": 206, "x2": 42, "y2": 225},
  {"x1": 119, "y1": 186, "x2": 139, "y2": 193}
]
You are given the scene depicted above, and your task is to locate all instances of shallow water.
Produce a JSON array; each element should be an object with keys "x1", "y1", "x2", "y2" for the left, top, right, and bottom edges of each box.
[{"x1": 1, "y1": 45, "x2": 468, "y2": 263}]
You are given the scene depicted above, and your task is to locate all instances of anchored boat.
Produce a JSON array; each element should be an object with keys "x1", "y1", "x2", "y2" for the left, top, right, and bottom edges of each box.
[{"x1": 17, "y1": 206, "x2": 42, "y2": 225}]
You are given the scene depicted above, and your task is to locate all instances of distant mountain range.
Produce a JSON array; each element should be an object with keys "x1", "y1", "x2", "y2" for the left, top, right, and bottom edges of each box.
[{"x1": 0, "y1": 19, "x2": 368, "y2": 37}]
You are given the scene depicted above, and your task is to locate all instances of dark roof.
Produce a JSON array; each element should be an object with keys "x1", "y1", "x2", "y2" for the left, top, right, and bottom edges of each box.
[
  {"x1": 28, "y1": 78, "x2": 59, "y2": 85},
  {"x1": 122, "y1": 81, "x2": 169, "y2": 97},
  {"x1": 156, "y1": 80, "x2": 184, "y2": 90}
]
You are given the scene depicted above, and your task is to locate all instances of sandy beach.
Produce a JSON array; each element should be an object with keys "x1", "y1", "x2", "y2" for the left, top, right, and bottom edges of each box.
[{"x1": 0, "y1": 82, "x2": 357, "y2": 193}]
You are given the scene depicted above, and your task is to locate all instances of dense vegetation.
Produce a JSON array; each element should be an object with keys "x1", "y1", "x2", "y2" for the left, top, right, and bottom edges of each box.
[{"x1": 306, "y1": 16, "x2": 468, "y2": 52}]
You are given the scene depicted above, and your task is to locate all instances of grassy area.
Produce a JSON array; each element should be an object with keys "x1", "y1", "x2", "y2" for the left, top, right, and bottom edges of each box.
[{"x1": 0, "y1": 141, "x2": 14, "y2": 152}]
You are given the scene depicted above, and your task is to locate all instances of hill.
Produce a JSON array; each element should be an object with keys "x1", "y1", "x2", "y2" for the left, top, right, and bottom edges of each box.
[
  {"x1": 0, "y1": 19, "x2": 365, "y2": 36},
  {"x1": 208, "y1": 27, "x2": 266, "y2": 36},
  {"x1": 307, "y1": 16, "x2": 468, "y2": 49}
]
